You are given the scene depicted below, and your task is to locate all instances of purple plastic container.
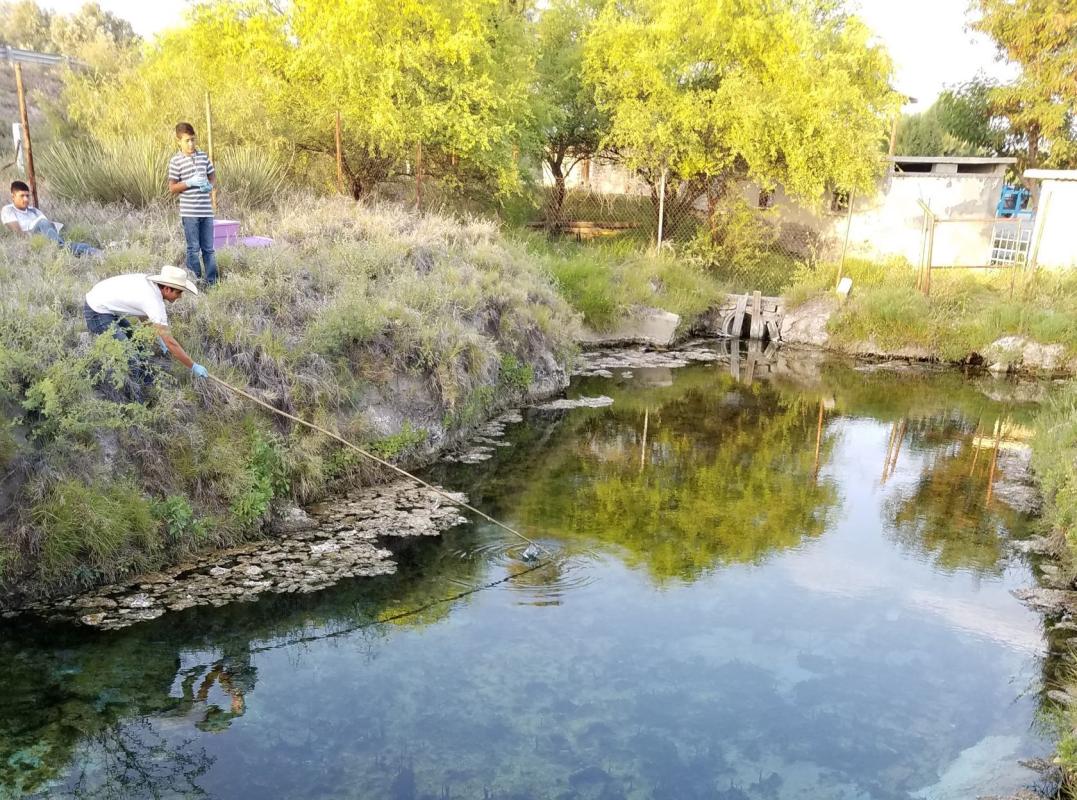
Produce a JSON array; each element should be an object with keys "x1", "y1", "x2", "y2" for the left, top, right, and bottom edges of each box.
[{"x1": 213, "y1": 219, "x2": 240, "y2": 247}]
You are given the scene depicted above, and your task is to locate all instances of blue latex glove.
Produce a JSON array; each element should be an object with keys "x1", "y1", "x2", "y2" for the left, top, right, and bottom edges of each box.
[
  {"x1": 191, "y1": 363, "x2": 209, "y2": 379},
  {"x1": 156, "y1": 336, "x2": 169, "y2": 356},
  {"x1": 199, "y1": 180, "x2": 213, "y2": 193}
]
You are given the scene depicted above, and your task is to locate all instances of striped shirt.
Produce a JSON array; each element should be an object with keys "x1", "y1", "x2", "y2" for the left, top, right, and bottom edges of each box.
[{"x1": 168, "y1": 150, "x2": 216, "y2": 218}]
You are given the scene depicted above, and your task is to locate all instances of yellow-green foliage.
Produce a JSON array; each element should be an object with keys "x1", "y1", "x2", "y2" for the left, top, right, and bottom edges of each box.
[
  {"x1": 584, "y1": 0, "x2": 898, "y2": 200},
  {"x1": 787, "y1": 258, "x2": 1077, "y2": 362},
  {"x1": 60, "y1": 0, "x2": 534, "y2": 198},
  {"x1": 0, "y1": 194, "x2": 578, "y2": 595}
]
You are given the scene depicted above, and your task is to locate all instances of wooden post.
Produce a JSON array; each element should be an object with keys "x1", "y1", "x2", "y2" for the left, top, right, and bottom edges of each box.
[
  {"x1": 204, "y1": 92, "x2": 216, "y2": 213},
  {"x1": 836, "y1": 190, "x2": 855, "y2": 289},
  {"x1": 749, "y1": 290, "x2": 763, "y2": 340},
  {"x1": 335, "y1": 111, "x2": 344, "y2": 195},
  {"x1": 731, "y1": 293, "x2": 748, "y2": 339},
  {"x1": 14, "y1": 64, "x2": 38, "y2": 208},
  {"x1": 415, "y1": 140, "x2": 423, "y2": 210}
]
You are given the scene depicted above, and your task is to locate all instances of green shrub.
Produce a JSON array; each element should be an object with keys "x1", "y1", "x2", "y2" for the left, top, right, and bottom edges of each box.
[
  {"x1": 498, "y1": 354, "x2": 534, "y2": 395},
  {"x1": 31, "y1": 479, "x2": 158, "y2": 579},
  {"x1": 215, "y1": 145, "x2": 288, "y2": 209},
  {"x1": 368, "y1": 422, "x2": 429, "y2": 459},
  {"x1": 152, "y1": 495, "x2": 209, "y2": 545},
  {"x1": 229, "y1": 431, "x2": 289, "y2": 530}
]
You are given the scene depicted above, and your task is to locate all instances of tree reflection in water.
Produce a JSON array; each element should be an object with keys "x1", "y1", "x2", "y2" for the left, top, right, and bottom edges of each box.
[{"x1": 67, "y1": 719, "x2": 212, "y2": 800}]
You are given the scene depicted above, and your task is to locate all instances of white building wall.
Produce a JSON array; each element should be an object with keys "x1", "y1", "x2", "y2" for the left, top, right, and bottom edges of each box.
[{"x1": 1026, "y1": 172, "x2": 1077, "y2": 270}]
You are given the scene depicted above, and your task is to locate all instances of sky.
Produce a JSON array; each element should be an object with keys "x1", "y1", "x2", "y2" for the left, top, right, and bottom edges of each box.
[{"x1": 37, "y1": 0, "x2": 1018, "y2": 110}]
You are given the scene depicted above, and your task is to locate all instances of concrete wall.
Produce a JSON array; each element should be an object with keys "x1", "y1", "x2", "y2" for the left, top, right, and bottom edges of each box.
[{"x1": 1028, "y1": 176, "x2": 1077, "y2": 270}]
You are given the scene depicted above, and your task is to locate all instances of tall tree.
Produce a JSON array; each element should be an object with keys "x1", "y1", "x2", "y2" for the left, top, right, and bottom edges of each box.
[
  {"x1": 0, "y1": 0, "x2": 52, "y2": 51},
  {"x1": 935, "y1": 78, "x2": 1003, "y2": 154},
  {"x1": 584, "y1": 0, "x2": 898, "y2": 228},
  {"x1": 59, "y1": 0, "x2": 535, "y2": 199},
  {"x1": 972, "y1": 0, "x2": 1077, "y2": 170},
  {"x1": 287, "y1": 0, "x2": 535, "y2": 198},
  {"x1": 532, "y1": 0, "x2": 609, "y2": 220}
]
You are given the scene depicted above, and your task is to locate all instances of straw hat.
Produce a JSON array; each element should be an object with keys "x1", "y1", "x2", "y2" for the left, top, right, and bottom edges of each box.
[{"x1": 148, "y1": 265, "x2": 199, "y2": 295}]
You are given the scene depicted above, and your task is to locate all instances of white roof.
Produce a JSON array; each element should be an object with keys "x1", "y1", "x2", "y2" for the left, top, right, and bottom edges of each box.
[
  {"x1": 1024, "y1": 169, "x2": 1077, "y2": 181},
  {"x1": 889, "y1": 156, "x2": 1017, "y2": 165}
]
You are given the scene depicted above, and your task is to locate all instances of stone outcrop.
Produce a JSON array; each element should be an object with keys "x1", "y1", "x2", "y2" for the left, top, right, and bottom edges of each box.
[
  {"x1": 985, "y1": 336, "x2": 1068, "y2": 375},
  {"x1": 578, "y1": 307, "x2": 681, "y2": 348},
  {"x1": 778, "y1": 296, "x2": 836, "y2": 348},
  {"x1": 12, "y1": 481, "x2": 469, "y2": 630}
]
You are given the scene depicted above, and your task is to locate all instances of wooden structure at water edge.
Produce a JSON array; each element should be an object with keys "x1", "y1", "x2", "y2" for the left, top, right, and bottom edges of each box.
[{"x1": 709, "y1": 291, "x2": 785, "y2": 342}]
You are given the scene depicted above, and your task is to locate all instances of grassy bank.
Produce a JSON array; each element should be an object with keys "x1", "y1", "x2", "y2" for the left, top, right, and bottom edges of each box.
[
  {"x1": 787, "y1": 258, "x2": 1077, "y2": 364},
  {"x1": 522, "y1": 235, "x2": 730, "y2": 333},
  {"x1": 0, "y1": 196, "x2": 579, "y2": 599},
  {"x1": 1032, "y1": 383, "x2": 1077, "y2": 789}
]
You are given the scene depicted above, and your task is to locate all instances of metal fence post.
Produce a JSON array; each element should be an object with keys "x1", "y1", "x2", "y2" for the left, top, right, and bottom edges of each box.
[
  {"x1": 1025, "y1": 190, "x2": 1052, "y2": 298},
  {"x1": 656, "y1": 167, "x2": 668, "y2": 249},
  {"x1": 836, "y1": 190, "x2": 855, "y2": 288}
]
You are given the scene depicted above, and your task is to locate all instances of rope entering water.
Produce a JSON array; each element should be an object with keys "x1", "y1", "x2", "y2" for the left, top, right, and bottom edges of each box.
[{"x1": 209, "y1": 374, "x2": 552, "y2": 556}]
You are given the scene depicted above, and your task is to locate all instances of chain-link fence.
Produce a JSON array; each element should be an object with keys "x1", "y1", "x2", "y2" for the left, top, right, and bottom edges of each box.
[
  {"x1": 914, "y1": 201, "x2": 1038, "y2": 296},
  {"x1": 503, "y1": 160, "x2": 830, "y2": 295}
]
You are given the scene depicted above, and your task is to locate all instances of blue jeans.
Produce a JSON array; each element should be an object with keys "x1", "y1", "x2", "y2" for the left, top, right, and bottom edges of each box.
[
  {"x1": 182, "y1": 216, "x2": 218, "y2": 285},
  {"x1": 32, "y1": 219, "x2": 101, "y2": 257}
]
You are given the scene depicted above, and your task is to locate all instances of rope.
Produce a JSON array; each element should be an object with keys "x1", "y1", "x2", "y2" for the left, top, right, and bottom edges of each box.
[
  {"x1": 208, "y1": 374, "x2": 552, "y2": 556},
  {"x1": 247, "y1": 557, "x2": 553, "y2": 656}
]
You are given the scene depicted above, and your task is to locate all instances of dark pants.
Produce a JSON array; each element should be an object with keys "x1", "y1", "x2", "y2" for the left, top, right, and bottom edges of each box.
[
  {"x1": 182, "y1": 216, "x2": 218, "y2": 285},
  {"x1": 33, "y1": 219, "x2": 101, "y2": 257},
  {"x1": 83, "y1": 303, "x2": 153, "y2": 400}
]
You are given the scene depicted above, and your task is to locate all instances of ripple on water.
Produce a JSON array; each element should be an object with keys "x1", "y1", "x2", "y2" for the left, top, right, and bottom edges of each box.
[{"x1": 447, "y1": 540, "x2": 600, "y2": 604}]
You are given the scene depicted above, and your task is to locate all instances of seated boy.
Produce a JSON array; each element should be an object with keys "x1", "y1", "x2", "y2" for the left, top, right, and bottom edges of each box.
[{"x1": 2, "y1": 180, "x2": 102, "y2": 257}]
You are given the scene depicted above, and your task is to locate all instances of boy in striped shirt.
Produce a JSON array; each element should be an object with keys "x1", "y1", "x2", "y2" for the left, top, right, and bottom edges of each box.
[{"x1": 168, "y1": 122, "x2": 218, "y2": 286}]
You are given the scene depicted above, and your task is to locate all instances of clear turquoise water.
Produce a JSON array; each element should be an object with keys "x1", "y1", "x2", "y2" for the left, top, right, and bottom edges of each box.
[{"x1": 0, "y1": 354, "x2": 1055, "y2": 799}]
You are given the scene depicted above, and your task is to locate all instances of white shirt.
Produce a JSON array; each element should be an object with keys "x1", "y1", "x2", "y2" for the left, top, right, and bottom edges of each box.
[
  {"x1": 1, "y1": 203, "x2": 46, "y2": 232},
  {"x1": 85, "y1": 274, "x2": 169, "y2": 326}
]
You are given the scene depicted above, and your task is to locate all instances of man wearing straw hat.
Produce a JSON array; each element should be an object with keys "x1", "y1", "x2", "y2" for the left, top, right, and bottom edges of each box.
[{"x1": 83, "y1": 265, "x2": 209, "y2": 383}]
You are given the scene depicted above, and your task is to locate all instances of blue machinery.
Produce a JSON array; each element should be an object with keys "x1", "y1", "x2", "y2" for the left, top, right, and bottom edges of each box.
[{"x1": 996, "y1": 184, "x2": 1033, "y2": 218}]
